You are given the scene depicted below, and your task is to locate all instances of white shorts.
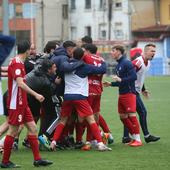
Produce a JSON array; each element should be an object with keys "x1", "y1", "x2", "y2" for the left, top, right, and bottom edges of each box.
[{"x1": 0, "y1": 81, "x2": 4, "y2": 115}]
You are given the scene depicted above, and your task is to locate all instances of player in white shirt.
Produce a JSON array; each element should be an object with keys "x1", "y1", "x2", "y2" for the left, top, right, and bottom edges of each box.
[{"x1": 123, "y1": 44, "x2": 160, "y2": 143}]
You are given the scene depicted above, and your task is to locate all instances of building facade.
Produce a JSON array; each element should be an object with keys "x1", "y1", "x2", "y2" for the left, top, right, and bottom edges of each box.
[
  {"x1": 35, "y1": 0, "x2": 69, "y2": 51},
  {"x1": 0, "y1": 0, "x2": 36, "y2": 44},
  {"x1": 68, "y1": 0, "x2": 130, "y2": 42}
]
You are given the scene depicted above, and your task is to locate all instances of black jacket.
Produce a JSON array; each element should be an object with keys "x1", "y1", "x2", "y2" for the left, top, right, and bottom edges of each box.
[{"x1": 26, "y1": 66, "x2": 56, "y2": 99}]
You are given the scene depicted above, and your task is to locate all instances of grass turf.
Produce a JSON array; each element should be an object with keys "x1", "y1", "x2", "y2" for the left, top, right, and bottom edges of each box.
[{"x1": 0, "y1": 76, "x2": 170, "y2": 170}]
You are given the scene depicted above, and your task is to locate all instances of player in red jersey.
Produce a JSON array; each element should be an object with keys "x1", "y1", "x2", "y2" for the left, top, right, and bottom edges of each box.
[
  {"x1": 0, "y1": 41, "x2": 53, "y2": 168},
  {"x1": 80, "y1": 44, "x2": 113, "y2": 150}
]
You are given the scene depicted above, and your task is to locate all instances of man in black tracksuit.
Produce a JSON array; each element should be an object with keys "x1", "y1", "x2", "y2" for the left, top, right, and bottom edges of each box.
[{"x1": 26, "y1": 59, "x2": 59, "y2": 137}]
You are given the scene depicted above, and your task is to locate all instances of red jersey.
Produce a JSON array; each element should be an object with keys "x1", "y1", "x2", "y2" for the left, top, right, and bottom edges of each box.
[
  {"x1": 83, "y1": 54, "x2": 104, "y2": 95},
  {"x1": 7, "y1": 56, "x2": 28, "y2": 110}
]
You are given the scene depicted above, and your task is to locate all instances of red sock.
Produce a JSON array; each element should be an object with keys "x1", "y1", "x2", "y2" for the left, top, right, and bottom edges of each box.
[
  {"x1": 121, "y1": 118, "x2": 135, "y2": 135},
  {"x1": 86, "y1": 124, "x2": 93, "y2": 142},
  {"x1": 129, "y1": 116, "x2": 140, "y2": 134},
  {"x1": 62, "y1": 125, "x2": 69, "y2": 138},
  {"x1": 75, "y1": 122, "x2": 85, "y2": 142},
  {"x1": 99, "y1": 114, "x2": 110, "y2": 133},
  {"x1": 53, "y1": 123, "x2": 65, "y2": 141},
  {"x1": 58, "y1": 125, "x2": 68, "y2": 142},
  {"x1": 2, "y1": 135, "x2": 14, "y2": 164},
  {"x1": 68, "y1": 121, "x2": 75, "y2": 135},
  {"x1": 27, "y1": 135, "x2": 41, "y2": 161},
  {"x1": 89, "y1": 123, "x2": 102, "y2": 143}
]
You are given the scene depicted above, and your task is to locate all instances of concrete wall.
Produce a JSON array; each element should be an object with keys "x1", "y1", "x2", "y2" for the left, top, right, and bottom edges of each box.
[
  {"x1": 35, "y1": 0, "x2": 69, "y2": 52},
  {"x1": 131, "y1": 0, "x2": 156, "y2": 30},
  {"x1": 160, "y1": 0, "x2": 170, "y2": 25}
]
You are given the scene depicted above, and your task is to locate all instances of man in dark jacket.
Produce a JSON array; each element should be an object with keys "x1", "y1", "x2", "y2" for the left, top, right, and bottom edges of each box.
[
  {"x1": 25, "y1": 59, "x2": 61, "y2": 147},
  {"x1": 0, "y1": 35, "x2": 15, "y2": 116},
  {"x1": 104, "y1": 45, "x2": 142, "y2": 147},
  {"x1": 51, "y1": 40, "x2": 84, "y2": 96}
]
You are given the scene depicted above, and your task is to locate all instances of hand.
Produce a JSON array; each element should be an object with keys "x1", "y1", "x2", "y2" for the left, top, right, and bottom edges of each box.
[
  {"x1": 142, "y1": 90, "x2": 150, "y2": 99},
  {"x1": 112, "y1": 75, "x2": 121, "y2": 82},
  {"x1": 35, "y1": 94, "x2": 45, "y2": 102},
  {"x1": 50, "y1": 141, "x2": 56, "y2": 151},
  {"x1": 103, "y1": 81, "x2": 111, "y2": 87},
  {"x1": 55, "y1": 77, "x2": 62, "y2": 84}
]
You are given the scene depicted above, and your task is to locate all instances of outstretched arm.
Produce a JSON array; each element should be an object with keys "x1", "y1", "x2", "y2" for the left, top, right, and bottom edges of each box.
[{"x1": 60, "y1": 59, "x2": 84, "y2": 73}]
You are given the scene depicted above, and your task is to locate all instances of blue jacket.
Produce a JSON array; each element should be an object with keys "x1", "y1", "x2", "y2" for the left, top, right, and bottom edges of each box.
[
  {"x1": 111, "y1": 56, "x2": 137, "y2": 95},
  {"x1": 0, "y1": 35, "x2": 15, "y2": 66},
  {"x1": 0, "y1": 35, "x2": 15, "y2": 79},
  {"x1": 51, "y1": 46, "x2": 84, "y2": 96}
]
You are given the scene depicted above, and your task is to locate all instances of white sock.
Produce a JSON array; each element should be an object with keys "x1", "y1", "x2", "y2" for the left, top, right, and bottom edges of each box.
[
  {"x1": 134, "y1": 134, "x2": 141, "y2": 142},
  {"x1": 109, "y1": 133, "x2": 113, "y2": 139}
]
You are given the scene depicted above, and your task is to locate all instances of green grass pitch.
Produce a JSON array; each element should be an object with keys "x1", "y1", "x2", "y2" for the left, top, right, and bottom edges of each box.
[{"x1": 0, "y1": 76, "x2": 170, "y2": 170}]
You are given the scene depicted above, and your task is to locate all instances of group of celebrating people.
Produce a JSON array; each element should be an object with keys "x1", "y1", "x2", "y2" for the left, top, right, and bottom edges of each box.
[{"x1": 0, "y1": 34, "x2": 160, "y2": 168}]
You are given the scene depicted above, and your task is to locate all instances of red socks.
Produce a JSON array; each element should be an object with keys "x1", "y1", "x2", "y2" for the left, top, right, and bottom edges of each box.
[
  {"x1": 99, "y1": 114, "x2": 110, "y2": 133},
  {"x1": 76, "y1": 122, "x2": 85, "y2": 142},
  {"x1": 2, "y1": 135, "x2": 14, "y2": 164},
  {"x1": 121, "y1": 118, "x2": 135, "y2": 135},
  {"x1": 27, "y1": 135, "x2": 41, "y2": 161},
  {"x1": 53, "y1": 123, "x2": 65, "y2": 141},
  {"x1": 89, "y1": 123, "x2": 102, "y2": 143},
  {"x1": 129, "y1": 116, "x2": 140, "y2": 134}
]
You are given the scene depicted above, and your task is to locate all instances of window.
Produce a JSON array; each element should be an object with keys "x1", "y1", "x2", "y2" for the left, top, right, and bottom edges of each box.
[
  {"x1": 15, "y1": 3, "x2": 23, "y2": 18},
  {"x1": 71, "y1": 27, "x2": 77, "y2": 40},
  {"x1": 114, "y1": 22, "x2": 123, "y2": 39},
  {"x1": 115, "y1": 2, "x2": 122, "y2": 8},
  {"x1": 71, "y1": 0, "x2": 76, "y2": 10},
  {"x1": 99, "y1": 24, "x2": 107, "y2": 40},
  {"x1": 114, "y1": 30, "x2": 123, "y2": 39},
  {"x1": 85, "y1": 0, "x2": 91, "y2": 9},
  {"x1": 114, "y1": 0, "x2": 122, "y2": 9},
  {"x1": 99, "y1": 0, "x2": 104, "y2": 9},
  {"x1": 115, "y1": 22, "x2": 122, "y2": 27},
  {"x1": 85, "y1": 26, "x2": 91, "y2": 37},
  {"x1": 62, "y1": 4, "x2": 68, "y2": 19},
  {"x1": 101, "y1": 30, "x2": 106, "y2": 38}
]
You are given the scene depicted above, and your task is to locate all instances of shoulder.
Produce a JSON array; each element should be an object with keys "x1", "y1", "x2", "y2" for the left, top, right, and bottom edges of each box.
[{"x1": 132, "y1": 56, "x2": 143, "y2": 69}]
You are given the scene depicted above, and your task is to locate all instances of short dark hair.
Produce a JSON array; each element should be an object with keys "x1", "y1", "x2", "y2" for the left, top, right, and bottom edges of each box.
[
  {"x1": 112, "y1": 45, "x2": 125, "y2": 55},
  {"x1": 17, "y1": 40, "x2": 30, "y2": 54},
  {"x1": 44, "y1": 40, "x2": 61, "y2": 53},
  {"x1": 73, "y1": 47, "x2": 84, "y2": 60},
  {"x1": 144, "y1": 43, "x2": 156, "y2": 49},
  {"x1": 81, "y1": 36, "x2": 93, "y2": 44},
  {"x1": 41, "y1": 58, "x2": 55, "y2": 73},
  {"x1": 83, "y1": 44, "x2": 97, "y2": 54},
  {"x1": 63, "y1": 41, "x2": 76, "y2": 49}
]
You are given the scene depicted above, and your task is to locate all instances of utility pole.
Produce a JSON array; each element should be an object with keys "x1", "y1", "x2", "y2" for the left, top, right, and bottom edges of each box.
[
  {"x1": 30, "y1": 0, "x2": 34, "y2": 44},
  {"x1": 41, "y1": 0, "x2": 45, "y2": 50},
  {"x1": 108, "y1": 0, "x2": 112, "y2": 40},
  {"x1": 154, "y1": 0, "x2": 160, "y2": 25},
  {"x1": 2, "y1": 0, "x2": 9, "y2": 35},
  {"x1": 128, "y1": 0, "x2": 132, "y2": 46}
]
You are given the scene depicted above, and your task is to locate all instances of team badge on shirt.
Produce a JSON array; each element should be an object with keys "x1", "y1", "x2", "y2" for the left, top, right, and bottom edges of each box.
[{"x1": 15, "y1": 69, "x2": 21, "y2": 75}]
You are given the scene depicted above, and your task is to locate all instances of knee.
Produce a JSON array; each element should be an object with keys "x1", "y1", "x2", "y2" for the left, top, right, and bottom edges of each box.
[
  {"x1": 60, "y1": 116, "x2": 68, "y2": 125},
  {"x1": 28, "y1": 124, "x2": 37, "y2": 135},
  {"x1": 119, "y1": 114, "x2": 128, "y2": 120}
]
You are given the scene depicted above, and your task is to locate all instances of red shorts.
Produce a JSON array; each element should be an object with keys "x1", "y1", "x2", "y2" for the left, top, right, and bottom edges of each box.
[
  {"x1": 8, "y1": 106, "x2": 34, "y2": 126},
  {"x1": 61, "y1": 99, "x2": 93, "y2": 117},
  {"x1": 87, "y1": 95, "x2": 101, "y2": 113},
  {"x1": 118, "y1": 93, "x2": 136, "y2": 114}
]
